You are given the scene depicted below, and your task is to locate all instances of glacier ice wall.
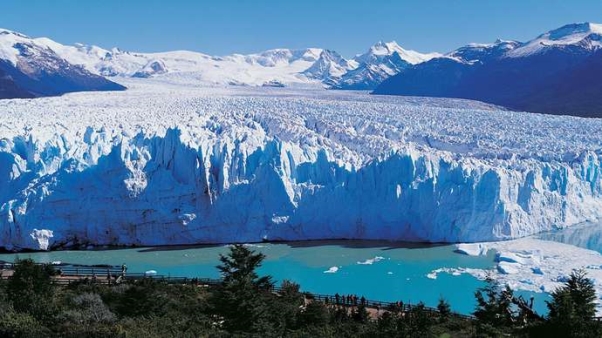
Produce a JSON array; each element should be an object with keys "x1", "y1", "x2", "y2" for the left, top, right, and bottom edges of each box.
[{"x1": 0, "y1": 86, "x2": 601, "y2": 250}]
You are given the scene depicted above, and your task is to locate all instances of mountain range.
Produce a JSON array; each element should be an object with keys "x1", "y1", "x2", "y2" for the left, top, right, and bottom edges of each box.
[
  {"x1": 2, "y1": 23, "x2": 602, "y2": 117},
  {"x1": 374, "y1": 22, "x2": 602, "y2": 117},
  {"x1": 0, "y1": 28, "x2": 437, "y2": 96},
  {"x1": 0, "y1": 30, "x2": 125, "y2": 99}
]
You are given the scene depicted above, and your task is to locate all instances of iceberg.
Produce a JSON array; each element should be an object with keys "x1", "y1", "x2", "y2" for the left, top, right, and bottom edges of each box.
[{"x1": 0, "y1": 83, "x2": 601, "y2": 250}]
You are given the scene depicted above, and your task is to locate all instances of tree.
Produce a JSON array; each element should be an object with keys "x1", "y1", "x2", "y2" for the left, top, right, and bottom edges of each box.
[
  {"x1": 407, "y1": 302, "x2": 432, "y2": 337},
  {"x1": 213, "y1": 244, "x2": 274, "y2": 333},
  {"x1": 299, "y1": 301, "x2": 331, "y2": 327},
  {"x1": 546, "y1": 269, "x2": 599, "y2": 337},
  {"x1": 6, "y1": 259, "x2": 55, "y2": 320},
  {"x1": 437, "y1": 296, "x2": 451, "y2": 321},
  {"x1": 473, "y1": 277, "x2": 515, "y2": 336}
]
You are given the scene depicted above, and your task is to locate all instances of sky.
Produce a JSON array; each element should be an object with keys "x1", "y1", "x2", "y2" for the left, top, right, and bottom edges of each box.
[{"x1": 2, "y1": 0, "x2": 602, "y2": 57}]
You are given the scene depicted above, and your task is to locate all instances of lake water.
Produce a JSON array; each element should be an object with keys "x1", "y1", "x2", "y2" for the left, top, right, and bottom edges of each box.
[
  {"x1": 0, "y1": 240, "x2": 551, "y2": 315},
  {"x1": 538, "y1": 222, "x2": 602, "y2": 254}
]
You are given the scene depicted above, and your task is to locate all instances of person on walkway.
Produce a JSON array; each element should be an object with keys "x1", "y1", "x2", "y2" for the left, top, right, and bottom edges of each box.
[{"x1": 121, "y1": 263, "x2": 127, "y2": 277}]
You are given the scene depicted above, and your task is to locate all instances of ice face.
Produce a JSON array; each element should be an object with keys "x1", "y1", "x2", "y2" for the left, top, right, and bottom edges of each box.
[{"x1": 0, "y1": 81, "x2": 601, "y2": 250}]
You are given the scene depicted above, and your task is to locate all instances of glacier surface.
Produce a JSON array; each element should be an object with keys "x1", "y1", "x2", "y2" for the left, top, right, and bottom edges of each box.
[{"x1": 0, "y1": 79, "x2": 601, "y2": 250}]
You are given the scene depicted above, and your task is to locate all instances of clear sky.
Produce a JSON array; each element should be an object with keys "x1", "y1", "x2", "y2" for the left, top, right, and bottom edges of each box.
[{"x1": 2, "y1": 0, "x2": 602, "y2": 57}]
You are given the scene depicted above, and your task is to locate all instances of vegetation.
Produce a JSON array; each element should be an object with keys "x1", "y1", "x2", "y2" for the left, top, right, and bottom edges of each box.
[{"x1": 0, "y1": 251, "x2": 600, "y2": 337}]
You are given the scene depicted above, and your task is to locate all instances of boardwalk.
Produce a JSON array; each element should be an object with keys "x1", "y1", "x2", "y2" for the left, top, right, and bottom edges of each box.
[{"x1": 0, "y1": 262, "x2": 472, "y2": 321}]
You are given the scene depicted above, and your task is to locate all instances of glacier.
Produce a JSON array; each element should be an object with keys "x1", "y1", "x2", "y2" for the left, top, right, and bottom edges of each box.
[{"x1": 0, "y1": 79, "x2": 601, "y2": 250}]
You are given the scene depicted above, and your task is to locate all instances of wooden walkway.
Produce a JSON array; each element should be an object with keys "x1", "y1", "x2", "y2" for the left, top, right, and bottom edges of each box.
[{"x1": 0, "y1": 262, "x2": 471, "y2": 320}]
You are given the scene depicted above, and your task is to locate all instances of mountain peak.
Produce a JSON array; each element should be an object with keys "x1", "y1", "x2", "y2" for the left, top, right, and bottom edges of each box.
[
  {"x1": 545, "y1": 22, "x2": 602, "y2": 41},
  {"x1": 0, "y1": 28, "x2": 28, "y2": 39},
  {"x1": 370, "y1": 41, "x2": 402, "y2": 55},
  {"x1": 506, "y1": 22, "x2": 602, "y2": 58}
]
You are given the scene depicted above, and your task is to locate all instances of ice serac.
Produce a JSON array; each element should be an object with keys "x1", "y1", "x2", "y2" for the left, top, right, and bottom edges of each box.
[{"x1": 0, "y1": 88, "x2": 601, "y2": 250}]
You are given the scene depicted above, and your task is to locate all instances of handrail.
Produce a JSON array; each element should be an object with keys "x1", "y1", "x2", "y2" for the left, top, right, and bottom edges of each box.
[{"x1": 0, "y1": 263, "x2": 473, "y2": 319}]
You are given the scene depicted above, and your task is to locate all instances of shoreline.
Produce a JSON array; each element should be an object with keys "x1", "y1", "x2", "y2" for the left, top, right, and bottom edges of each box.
[{"x1": 0, "y1": 237, "x2": 455, "y2": 254}]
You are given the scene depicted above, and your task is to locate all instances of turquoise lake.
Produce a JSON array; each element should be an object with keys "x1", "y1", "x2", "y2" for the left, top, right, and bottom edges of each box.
[{"x1": 0, "y1": 240, "x2": 551, "y2": 315}]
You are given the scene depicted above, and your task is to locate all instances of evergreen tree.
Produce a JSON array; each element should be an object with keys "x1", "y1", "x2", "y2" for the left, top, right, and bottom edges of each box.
[
  {"x1": 473, "y1": 277, "x2": 515, "y2": 335},
  {"x1": 212, "y1": 244, "x2": 274, "y2": 334},
  {"x1": 546, "y1": 269, "x2": 599, "y2": 337},
  {"x1": 437, "y1": 296, "x2": 451, "y2": 321}
]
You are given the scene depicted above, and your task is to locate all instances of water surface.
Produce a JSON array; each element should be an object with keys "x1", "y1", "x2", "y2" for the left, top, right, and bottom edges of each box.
[{"x1": 0, "y1": 240, "x2": 549, "y2": 315}]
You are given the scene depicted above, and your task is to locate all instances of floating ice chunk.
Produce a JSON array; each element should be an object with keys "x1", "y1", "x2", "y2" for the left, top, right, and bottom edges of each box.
[
  {"x1": 324, "y1": 266, "x2": 339, "y2": 274},
  {"x1": 357, "y1": 256, "x2": 385, "y2": 265},
  {"x1": 455, "y1": 243, "x2": 488, "y2": 256},
  {"x1": 497, "y1": 251, "x2": 540, "y2": 265},
  {"x1": 427, "y1": 272, "x2": 437, "y2": 279},
  {"x1": 497, "y1": 262, "x2": 521, "y2": 275},
  {"x1": 144, "y1": 270, "x2": 157, "y2": 276},
  {"x1": 30, "y1": 229, "x2": 53, "y2": 251}
]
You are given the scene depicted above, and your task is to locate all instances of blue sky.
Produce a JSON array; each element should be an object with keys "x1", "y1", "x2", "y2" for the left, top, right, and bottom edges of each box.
[{"x1": 2, "y1": 0, "x2": 602, "y2": 57}]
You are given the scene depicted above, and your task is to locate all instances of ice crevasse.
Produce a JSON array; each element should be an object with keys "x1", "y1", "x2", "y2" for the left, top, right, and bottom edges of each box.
[{"x1": 0, "y1": 92, "x2": 601, "y2": 250}]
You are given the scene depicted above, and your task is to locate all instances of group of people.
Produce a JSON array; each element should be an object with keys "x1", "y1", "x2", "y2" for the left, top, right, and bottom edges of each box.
[{"x1": 331, "y1": 293, "x2": 367, "y2": 307}]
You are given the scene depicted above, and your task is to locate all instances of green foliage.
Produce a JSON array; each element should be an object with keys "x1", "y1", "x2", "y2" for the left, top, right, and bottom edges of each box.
[
  {"x1": 10, "y1": 253, "x2": 594, "y2": 337},
  {"x1": 542, "y1": 269, "x2": 600, "y2": 338},
  {"x1": 473, "y1": 277, "x2": 515, "y2": 335},
  {"x1": 212, "y1": 244, "x2": 275, "y2": 334},
  {"x1": 437, "y1": 296, "x2": 452, "y2": 320},
  {"x1": 299, "y1": 301, "x2": 330, "y2": 327},
  {"x1": 6, "y1": 259, "x2": 56, "y2": 320},
  {"x1": 0, "y1": 310, "x2": 52, "y2": 338},
  {"x1": 60, "y1": 292, "x2": 116, "y2": 324},
  {"x1": 352, "y1": 304, "x2": 370, "y2": 324},
  {"x1": 217, "y1": 244, "x2": 273, "y2": 290},
  {"x1": 407, "y1": 302, "x2": 432, "y2": 337}
]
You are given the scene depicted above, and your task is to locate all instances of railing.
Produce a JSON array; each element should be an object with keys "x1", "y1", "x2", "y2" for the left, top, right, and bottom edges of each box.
[{"x1": 0, "y1": 262, "x2": 472, "y2": 319}]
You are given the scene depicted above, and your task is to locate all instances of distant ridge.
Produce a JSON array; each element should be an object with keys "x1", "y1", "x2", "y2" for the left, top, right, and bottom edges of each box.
[
  {"x1": 374, "y1": 22, "x2": 602, "y2": 118},
  {"x1": 0, "y1": 29, "x2": 126, "y2": 99}
]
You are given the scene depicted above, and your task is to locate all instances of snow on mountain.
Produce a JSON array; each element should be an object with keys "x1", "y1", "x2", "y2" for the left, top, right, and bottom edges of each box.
[
  {"x1": 0, "y1": 28, "x2": 125, "y2": 99},
  {"x1": 302, "y1": 50, "x2": 356, "y2": 84},
  {"x1": 446, "y1": 40, "x2": 521, "y2": 63},
  {"x1": 29, "y1": 29, "x2": 326, "y2": 87},
  {"x1": 1, "y1": 28, "x2": 442, "y2": 90},
  {"x1": 132, "y1": 60, "x2": 168, "y2": 78},
  {"x1": 375, "y1": 22, "x2": 602, "y2": 117},
  {"x1": 507, "y1": 22, "x2": 602, "y2": 58},
  {"x1": 333, "y1": 41, "x2": 439, "y2": 90},
  {"x1": 0, "y1": 81, "x2": 601, "y2": 250},
  {"x1": 355, "y1": 41, "x2": 438, "y2": 66},
  {"x1": 3, "y1": 28, "x2": 324, "y2": 88}
]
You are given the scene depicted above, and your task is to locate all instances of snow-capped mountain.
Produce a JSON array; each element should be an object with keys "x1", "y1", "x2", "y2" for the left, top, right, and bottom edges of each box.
[
  {"x1": 0, "y1": 29, "x2": 125, "y2": 98},
  {"x1": 374, "y1": 23, "x2": 602, "y2": 117},
  {"x1": 302, "y1": 50, "x2": 356, "y2": 85},
  {"x1": 506, "y1": 22, "x2": 602, "y2": 58},
  {"x1": 38, "y1": 41, "x2": 325, "y2": 87},
  {"x1": 0, "y1": 28, "x2": 438, "y2": 93},
  {"x1": 334, "y1": 41, "x2": 439, "y2": 90}
]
